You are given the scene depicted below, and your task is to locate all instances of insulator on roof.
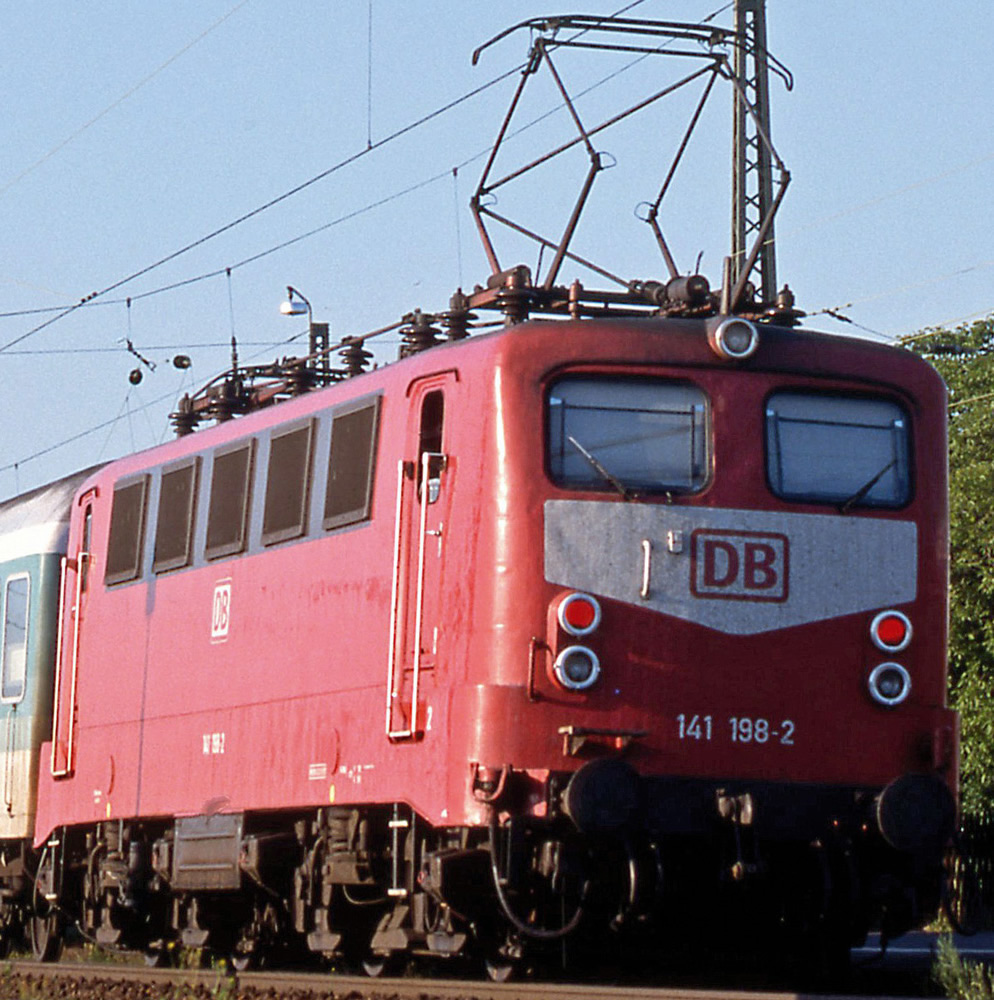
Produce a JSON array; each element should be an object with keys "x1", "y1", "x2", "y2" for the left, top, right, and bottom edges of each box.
[
  {"x1": 399, "y1": 309, "x2": 441, "y2": 358},
  {"x1": 284, "y1": 360, "x2": 316, "y2": 396},
  {"x1": 170, "y1": 394, "x2": 200, "y2": 437},
  {"x1": 442, "y1": 289, "x2": 475, "y2": 340},
  {"x1": 341, "y1": 339, "x2": 373, "y2": 376},
  {"x1": 206, "y1": 379, "x2": 247, "y2": 423}
]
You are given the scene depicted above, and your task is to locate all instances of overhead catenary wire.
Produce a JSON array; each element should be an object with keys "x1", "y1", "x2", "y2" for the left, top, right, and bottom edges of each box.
[
  {"x1": 0, "y1": 0, "x2": 733, "y2": 336},
  {"x1": 0, "y1": 388, "x2": 177, "y2": 476},
  {"x1": 3, "y1": 0, "x2": 984, "y2": 490},
  {"x1": 0, "y1": 0, "x2": 254, "y2": 201},
  {"x1": 0, "y1": 60, "x2": 529, "y2": 358},
  {"x1": 810, "y1": 258, "x2": 994, "y2": 340},
  {"x1": 0, "y1": 0, "x2": 666, "y2": 355},
  {"x1": 5, "y1": 3, "x2": 682, "y2": 489},
  {"x1": 0, "y1": 320, "x2": 314, "y2": 480}
]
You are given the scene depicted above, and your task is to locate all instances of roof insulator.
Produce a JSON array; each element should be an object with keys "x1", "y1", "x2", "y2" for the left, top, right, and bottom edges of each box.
[
  {"x1": 442, "y1": 288, "x2": 475, "y2": 340},
  {"x1": 399, "y1": 309, "x2": 441, "y2": 358},
  {"x1": 341, "y1": 339, "x2": 373, "y2": 376},
  {"x1": 170, "y1": 394, "x2": 200, "y2": 437}
]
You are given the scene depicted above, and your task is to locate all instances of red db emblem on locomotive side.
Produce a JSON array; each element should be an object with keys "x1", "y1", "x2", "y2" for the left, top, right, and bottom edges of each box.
[{"x1": 691, "y1": 530, "x2": 789, "y2": 603}]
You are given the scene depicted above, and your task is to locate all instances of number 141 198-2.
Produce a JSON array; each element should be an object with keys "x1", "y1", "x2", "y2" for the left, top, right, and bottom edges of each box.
[{"x1": 676, "y1": 714, "x2": 795, "y2": 746}]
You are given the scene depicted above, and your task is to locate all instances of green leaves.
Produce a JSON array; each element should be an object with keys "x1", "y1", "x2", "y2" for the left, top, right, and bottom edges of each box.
[{"x1": 907, "y1": 317, "x2": 994, "y2": 815}]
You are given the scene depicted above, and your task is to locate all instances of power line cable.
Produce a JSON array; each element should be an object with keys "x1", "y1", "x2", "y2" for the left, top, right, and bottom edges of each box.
[
  {"x1": 0, "y1": 0, "x2": 669, "y2": 353},
  {"x1": 811, "y1": 258, "x2": 994, "y2": 337},
  {"x1": 779, "y1": 151, "x2": 994, "y2": 242},
  {"x1": 1, "y1": 342, "x2": 290, "y2": 356},
  {"x1": 0, "y1": 61, "x2": 527, "y2": 358},
  {"x1": 0, "y1": 0, "x2": 253, "y2": 201},
  {"x1": 0, "y1": 320, "x2": 313, "y2": 478},
  {"x1": 0, "y1": 387, "x2": 177, "y2": 475},
  {"x1": 0, "y1": 0, "x2": 726, "y2": 329}
]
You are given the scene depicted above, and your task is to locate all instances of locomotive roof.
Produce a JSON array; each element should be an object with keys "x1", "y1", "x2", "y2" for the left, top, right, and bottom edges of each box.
[{"x1": 83, "y1": 314, "x2": 945, "y2": 485}]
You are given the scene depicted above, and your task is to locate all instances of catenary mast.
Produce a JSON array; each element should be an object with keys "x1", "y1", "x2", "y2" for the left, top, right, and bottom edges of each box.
[{"x1": 732, "y1": 0, "x2": 778, "y2": 306}]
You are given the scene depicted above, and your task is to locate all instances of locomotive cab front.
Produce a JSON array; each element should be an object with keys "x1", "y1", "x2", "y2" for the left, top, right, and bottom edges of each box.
[{"x1": 459, "y1": 315, "x2": 955, "y2": 963}]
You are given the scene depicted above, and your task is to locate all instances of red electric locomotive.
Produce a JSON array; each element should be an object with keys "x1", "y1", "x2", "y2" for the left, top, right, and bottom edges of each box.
[
  {"x1": 19, "y1": 12, "x2": 958, "y2": 981},
  {"x1": 28, "y1": 294, "x2": 954, "y2": 974}
]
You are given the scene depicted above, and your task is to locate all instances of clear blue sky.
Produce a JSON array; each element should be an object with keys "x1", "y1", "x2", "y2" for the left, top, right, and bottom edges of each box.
[{"x1": 1, "y1": 1, "x2": 991, "y2": 499}]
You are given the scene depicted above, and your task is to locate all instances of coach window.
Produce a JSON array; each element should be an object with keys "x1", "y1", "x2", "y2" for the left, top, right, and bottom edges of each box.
[
  {"x1": 206, "y1": 441, "x2": 254, "y2": 560},
  {"x1": 324, "y1": 397, "x2": 381, "y2": 530},
  {"x1": 105, "y1": 476, "x2": 149, "y2": 585},
  {"x1": 1, "y1": 575, "x2": 29, "y2": 703},
  {"x1": 547, "y1": 378, "x2": 709, "y2": 494},
  {"x1": 766, "y1": 392, "x2": 910, "y2": 508},
  {"x1": 262, "y1": 422, "x2": 314, "y2": 545},
  {"x1": 153, "y1": 458, "x2": 200, "y2": 573}
]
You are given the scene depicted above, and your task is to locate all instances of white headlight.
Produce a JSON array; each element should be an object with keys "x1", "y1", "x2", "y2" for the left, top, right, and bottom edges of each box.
[
  {"x1": 868, "y1": 662, "x2": 911, "y2": 707},
  {"x1": 709, "y1": 317, "x2": 759, "y2": 360},
  {"x1": 553, "y1": 646, "x2": 601, "y2": 691}
]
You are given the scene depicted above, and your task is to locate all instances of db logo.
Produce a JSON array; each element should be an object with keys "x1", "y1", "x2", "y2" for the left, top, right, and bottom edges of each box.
[
  {"x1": 211, "y1": 581, "x2": 232, "y2": 641},
  {"x1": 691, "y1": 530, "x2": 789, "y2": 603}
]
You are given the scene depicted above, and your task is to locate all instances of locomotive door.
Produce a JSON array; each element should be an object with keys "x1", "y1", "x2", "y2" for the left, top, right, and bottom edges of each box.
[
  {"x1": 51, "y1": 492, "x2": 94, "y2": 777},
  {"x1": 386, "y1": 376, "x2": 453, "y2": 740}
]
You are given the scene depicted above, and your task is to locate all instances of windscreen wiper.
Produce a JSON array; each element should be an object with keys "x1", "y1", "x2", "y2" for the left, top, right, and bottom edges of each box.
[
  {"x1": 567, "y1": 435, "x2": 631, "y2": 500},
  {"x1": 839, "y1": 459, "x2": 897, "y2": 514}
]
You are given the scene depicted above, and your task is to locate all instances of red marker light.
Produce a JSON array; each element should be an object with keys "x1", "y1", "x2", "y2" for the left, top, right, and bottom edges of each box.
[
  {"x1": 870, "y1": 610, "x2": 912, "y2": 653},
  {"x1": 557, "y1": 593, "x2": 602, "y2": 637}
]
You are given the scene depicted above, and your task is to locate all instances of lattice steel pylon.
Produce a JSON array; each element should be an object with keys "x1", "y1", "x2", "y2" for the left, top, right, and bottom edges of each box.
[{"x1": 731, "y1": 0, "x2": 780, "y2": 309}]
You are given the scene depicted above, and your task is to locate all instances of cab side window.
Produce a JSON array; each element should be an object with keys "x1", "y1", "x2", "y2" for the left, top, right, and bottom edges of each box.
[{"x1": 417, "y1": 390, "x2": 445, "y2": 502}]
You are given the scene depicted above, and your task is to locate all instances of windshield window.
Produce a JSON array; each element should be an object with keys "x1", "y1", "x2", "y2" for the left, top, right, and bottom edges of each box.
[
  {"x1": 547, "y1": 378, "x2": 709, "y2": 494},
  {"x1": 766, "y1": 392, "x2": 911, "y2": 507}
]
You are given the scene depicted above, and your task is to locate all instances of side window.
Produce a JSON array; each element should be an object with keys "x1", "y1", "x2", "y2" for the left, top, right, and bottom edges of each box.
[
  {"x1": 206, "y1": 442, "x2": 254, "y2": 560},
  {"x1": 418, "y1": 391, "x2": 444, "y2": 457},
  {"x1": 1, "y1": 575, "x2": 29, "y2": 704},
  {"x1": 262, "y1": 422, "x2": 314, "y2": 546},
  {"x1": 766, "y1": 392, "x2": 911, "y2": 508},
  {"x1": 547, "y1": 378, "x2": 709, "y2": 494},
  {"x1": 324, "y1": 397, "x2": 381, "y2": 530},
  {"x1": 417, "y1": 390, "x2": 445, "y2": 502},
  {"x1": 153, "y1": 459, "x2": 200, "y2": 573},
  {"x1": 105, "y1": 477, "x2": 149, "y2": 585}
]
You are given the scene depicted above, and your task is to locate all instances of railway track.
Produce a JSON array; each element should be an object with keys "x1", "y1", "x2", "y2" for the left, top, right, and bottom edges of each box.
[{"x1": 0, "y1": 957, "x2": 933, "y2": 1000}]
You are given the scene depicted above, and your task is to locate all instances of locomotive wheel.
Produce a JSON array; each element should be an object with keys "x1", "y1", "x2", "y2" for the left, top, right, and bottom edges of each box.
[
  {"x1": 361, "y1": 954, "x2": 387, "y2": 977},
  {"x1": 481, "y1": 927, "x2": 523, "y2": 982},
  {"x1": 30, "y1": 910, "x2": 63, "y2": 963},
  {"x1": 30, "y1": 852, "x2": 63, "y2": 963}
]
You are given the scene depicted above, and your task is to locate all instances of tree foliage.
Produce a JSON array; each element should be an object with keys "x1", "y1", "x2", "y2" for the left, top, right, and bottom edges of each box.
[{"x1": 906, "y1": 317, "x2": 994, "y2": 815}]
